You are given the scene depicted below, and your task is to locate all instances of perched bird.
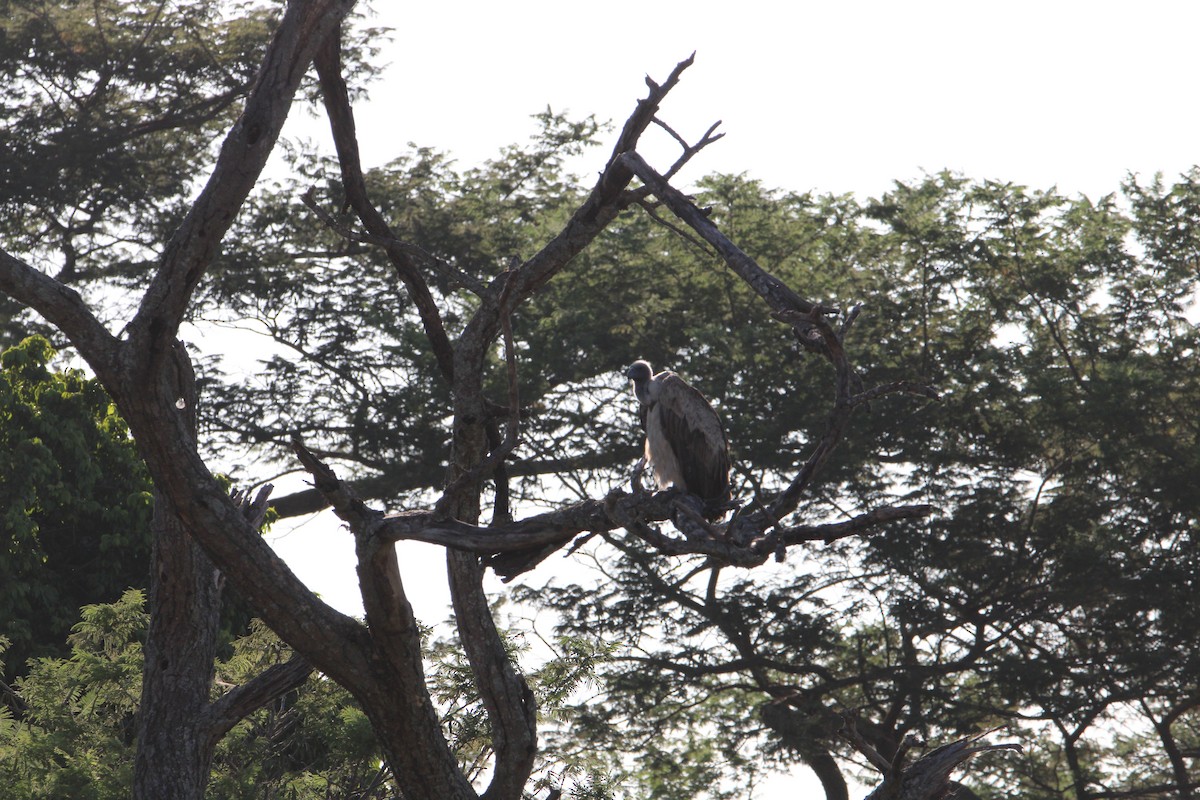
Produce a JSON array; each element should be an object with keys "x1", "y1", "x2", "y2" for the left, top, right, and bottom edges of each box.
[{"x1": 626, "y1": 360, "x2": 731, "y2": 511}]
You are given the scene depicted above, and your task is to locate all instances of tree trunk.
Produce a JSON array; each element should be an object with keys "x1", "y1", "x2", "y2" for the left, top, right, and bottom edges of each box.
[
  {"x1": 759, "y1": 703, "x2": 849, "y2": 800},
  {"x1": 133, "y1": 347, "x2": 314, "y2": 798},
  {"x1": 133, "y1": 491, "x2": 224, "y2": 800},
  {"x1": 1147, "y1": 702, "x2": 1195, "y2": 800},
  {"x1": 134, "y1": 351, "x2": 222, "y2": 799}
]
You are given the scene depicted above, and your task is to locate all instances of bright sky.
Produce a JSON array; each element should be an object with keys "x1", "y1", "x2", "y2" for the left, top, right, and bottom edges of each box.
[
  {"x1": 255, "y1": 2, "x2": 1200, "y2": 795},
  {"x1": 345, "y1": 1, "x2": 1200, "y2": 201}
]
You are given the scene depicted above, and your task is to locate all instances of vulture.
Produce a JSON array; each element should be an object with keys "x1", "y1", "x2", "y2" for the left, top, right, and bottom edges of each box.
[{"x1": 626, "y1": 360, "x2": 731, "y2": 510}]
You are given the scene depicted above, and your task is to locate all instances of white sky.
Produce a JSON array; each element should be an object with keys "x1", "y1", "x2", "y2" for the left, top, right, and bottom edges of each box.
[
  {"x1": 255, "y1": 2, "x2": 1200, "y2": 795},
  {"x1": 343, "y1": 0, "x2": 1200, "y2": 200}
]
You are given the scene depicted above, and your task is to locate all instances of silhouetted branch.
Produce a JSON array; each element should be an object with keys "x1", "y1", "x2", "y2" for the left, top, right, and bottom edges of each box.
[
  {"x1": 855, "y1": 730, "x2": 1022, "y2": 800},
  {"x1": 292, "y1": 441, "x2": 932, "y2": 580}
]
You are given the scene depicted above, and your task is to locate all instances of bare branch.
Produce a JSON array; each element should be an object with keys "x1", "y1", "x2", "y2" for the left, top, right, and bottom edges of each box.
[
  {"x1": 774, "y1": 505, "x2": 934, "y2": 547},
  {"x1": 745, "y1": 312, "x2": 855, "y2": 528},
  {"x1": 850, "y1": 380, "x2": 942, "y2": 407},
  {"x1": 292, "y1": 441, "x2": 933, "y2": 580},
  {"x1": 636, "y1": 197, "x2": 717, "y2": 253},
  {"x1": 447, "y1": 545, "x2": 538, "y2": 800},
  {"x1": 604, "y1": 54, "x2": 696, "y2": 175},
  {"x1": 839, "y1": 716, "x2": 895, "y2": 773},
  {"x1": 651, "y1": 115, "x2": 691, "y2": 150},
  {"x1": 615, "y1": 150, "x2": 837, "y2": 320},
  {"x1": 313, "y1": 25, "x2": 458, "y2": 382},
  {"x1": 300, "y1": 186, "x2": 487, "y2": 295},
  {"x1": 499, "y1": 55, "x2": 700, "y2": 309},
  {"x1": 290, "y1": 438, "x2": 475, "y2": 796},
  {"x1": 231, "y1": 483, "x2": 276, "y2": 530},
  {"x1": 203, "y1": 656, "x2": 313, "y2": 748},
  {"x1": 290, "y1": 437, "x2": 388, "y2": 536},
  {"x1": 128, "y1": 0, "x2": 356, "y2": 364},
  {"x1": 267, "y1": 449, "x2": 624, "y2": 519},
  {"x1": 656, "y1": 117, "x2": 726, "y2": 180},
  {"x1": 434, "y1": 271, "x2": 523, "y2": 519},
  {"x1": 496, "y1": 280, "x2": 522, "y2": 459},
  {"x1": 860, "y1": 730, "x2": 1022, "y2": 800},
  {"x1": 839, "y1": 302, "x2": 864, "y2": 340},
  {"x1": 0, "y1": 249, "x2": 119, "y2": 379}
]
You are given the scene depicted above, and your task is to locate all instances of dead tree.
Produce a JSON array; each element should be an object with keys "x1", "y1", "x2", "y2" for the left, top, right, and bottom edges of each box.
[{"x1": 0, "y1": 2, "x2": 1012, "y2": 797}]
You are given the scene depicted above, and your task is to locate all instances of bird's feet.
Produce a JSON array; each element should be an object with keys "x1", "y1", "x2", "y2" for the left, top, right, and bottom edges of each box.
[{"x1": 629, "y1": 456, "x2": 649, "y2": 495}]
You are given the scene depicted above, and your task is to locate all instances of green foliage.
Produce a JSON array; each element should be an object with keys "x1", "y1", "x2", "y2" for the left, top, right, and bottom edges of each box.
[
  {"x1": 0, "y1": 0, "x2": 331, "y2": 348},
  {"x1": 510, "y1": 170, "x2": 1200, "y2": 798},
  {"x1": 0, "y1": 335, "x2": 152, "y2": 683},
  {"x1": 192, "y1": 129, "x2": 1200, "y2": 796},
  {"x1": 198, "y1": 110, "x2": 609, "y2": 505},
  {"x1": 424, "y1": 603, "x2": 627, "y2": 794},
  {"x1": 0, "y1": 594, "x2": 395, "y2": 799},
  {"x1": 208, "y1": 621, "x2": 392, "y2": 799},
  {"x1": 0, "y1": 0, "x2": 277, "y2": 274},
  {"x1": 0, "y1": 592, "x2": 629, "y2": 799},
  {"x1": 0, "y1": 589, "x2": 145, "y2": 800},
  {"x1": 3, "y1": 5, "x2": 1198, "y2": 791},
  {"x1": 0, "y1": 0, "x2": 389, "y2": 347}
]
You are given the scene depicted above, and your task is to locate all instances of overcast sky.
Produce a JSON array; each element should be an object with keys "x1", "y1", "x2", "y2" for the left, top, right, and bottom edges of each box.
[
  {"x1": 260, "y1": 3, "x2": 1199, "y2": 794},
  {"x1": 337, "y1": 1, "x2": 1200, "y2": 201}
]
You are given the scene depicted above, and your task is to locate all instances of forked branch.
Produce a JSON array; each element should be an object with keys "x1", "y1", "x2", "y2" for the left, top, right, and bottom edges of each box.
[{"x1": 291, "y1": 441, "x2": 932, "y2": 580}]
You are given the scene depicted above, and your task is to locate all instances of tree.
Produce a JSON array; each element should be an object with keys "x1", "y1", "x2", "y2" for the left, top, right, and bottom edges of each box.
[
  {"x1": 0, "y1": 3, "x2": 343, "y2": 797},
  {"x1": 515, "y1": 173, "x2": 1200, "y2": 798},
  {"x1": 0, "y1": 2, "x2": 987, "y2": 799},
  {"x1": 0, "y1": 592, "x2": 388, "y2": 799},
  {"x1": 0, "y1": 335, "x2": 151, "y2": 685},
  {"x1": 204, "y1": 157, "x2": 1200, "y2": 799},
  {"x1": 0, "y1": 0, "x2": 276, "y2": 346},
  {"x1": 0, "y1": 334, "x2": 315, "y2": 798}
]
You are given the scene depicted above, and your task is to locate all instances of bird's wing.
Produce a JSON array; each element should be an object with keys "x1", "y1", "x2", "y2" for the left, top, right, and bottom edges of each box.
[{"x1": 656, "y1": 373, "x2": 730, "y2": 502}]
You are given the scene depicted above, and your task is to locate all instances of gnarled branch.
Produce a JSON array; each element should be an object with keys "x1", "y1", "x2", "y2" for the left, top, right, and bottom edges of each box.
[
  {"x1": 857, "y1": 730, "x2": 1022, "y2": 800},
  {"x1": 292, "y1": 441, "x2": 933, "y2": 580}
]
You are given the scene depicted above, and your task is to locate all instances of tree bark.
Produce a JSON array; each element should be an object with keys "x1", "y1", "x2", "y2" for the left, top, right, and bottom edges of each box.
[
  {"x1": 760, "y1": 703, "x2": 849, "y2": 800},
  {"x1": 860, "y1": 733, "x2": 1021, "y2": 800},
  {"x1": 134, "y1": 345, "x2": 313, "y2": 799},
  {"x1": 134, "y1": 490, "x2": 224, "y2": 800},
  {"x1": 134, "y1": 342, "x2": 221, "y2": 800}
]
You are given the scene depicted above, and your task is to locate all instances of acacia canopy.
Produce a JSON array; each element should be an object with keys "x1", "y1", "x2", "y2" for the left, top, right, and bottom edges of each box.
[{"x1": 2, "y1": 2, "x2": 1198, "y2": 799}]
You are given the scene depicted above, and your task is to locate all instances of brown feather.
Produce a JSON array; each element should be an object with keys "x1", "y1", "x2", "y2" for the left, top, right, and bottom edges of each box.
[{"x1": 652, "y1": 373, "x2": 730, "y2": 504}]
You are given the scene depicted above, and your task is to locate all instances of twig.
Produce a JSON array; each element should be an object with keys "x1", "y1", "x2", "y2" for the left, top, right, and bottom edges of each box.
[
  {"x1": 636, "y1": 197, "x2": 716, "y2": 254},
  {"x1": 849, "y1": 380, "x2": 942, "y2": 407},
  {"x1": 838, "y1": 715, "x2": 895, "y2": 773},
  {"x1": 313, "y1": 32, "x2": 458, "y2": 384},
  {"x1": 300, "y1": 186, "x2": 486, "y2": 295},
  {"x1": 767, "y1": 505, "x2": 933, "y2": 550},
  {"x1": 231, "y1": 483, "x2": 275, "y2": 530},
  {"x1": 839, "y1": 303, "x2": 863, "y2": 340},
  {"x1": 291, "y1": 436, "x2": 386, "y2": 537},
  {"x1": 861, "y1": 729, "x2": 1023, "y2": 800},
  {"x1": 662, "y1": 118, "x2": 725, "y2": 180}
]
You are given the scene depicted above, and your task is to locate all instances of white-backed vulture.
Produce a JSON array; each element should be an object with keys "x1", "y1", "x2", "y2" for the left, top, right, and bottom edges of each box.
[{"x1": 626, "y1": 360, "x2": 731, "y2": 509}]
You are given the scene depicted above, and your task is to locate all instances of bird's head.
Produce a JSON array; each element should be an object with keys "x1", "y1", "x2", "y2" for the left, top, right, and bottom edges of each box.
[
  {"x1": 626, "y1": 360, "x2": 654, "y2": 404},
  {"x1": 626, "y1": 360, "x2": 653, "y2": 383}
]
